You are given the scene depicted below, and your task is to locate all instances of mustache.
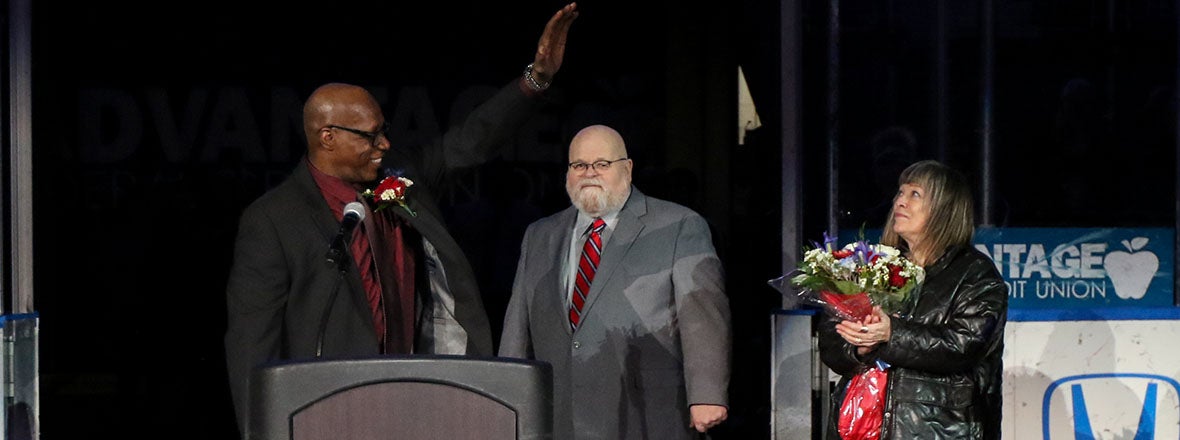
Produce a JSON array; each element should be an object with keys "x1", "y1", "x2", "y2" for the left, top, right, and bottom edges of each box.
[{"x1": 575, "y1": 178, "x2": 605, "y2": 190}]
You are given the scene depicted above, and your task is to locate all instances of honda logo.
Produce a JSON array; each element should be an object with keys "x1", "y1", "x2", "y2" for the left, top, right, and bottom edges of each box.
[{"x1": 1042, "y1": 373, "x2": 1180, "y2": 439}]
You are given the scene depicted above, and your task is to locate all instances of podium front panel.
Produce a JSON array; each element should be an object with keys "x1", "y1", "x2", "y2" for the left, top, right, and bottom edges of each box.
[
  {"x1": 250, "y1": 355, "x2": 552, "y2": 440},
  {"x1": 291, "y1": 381, "x2": 515, "y2": 439}
]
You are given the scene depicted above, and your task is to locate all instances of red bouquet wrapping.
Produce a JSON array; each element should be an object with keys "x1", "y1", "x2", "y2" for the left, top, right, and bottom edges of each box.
[
  {"x1": 837, "y1": 366, "x2": 888, "y2": 440},
  {"x1": 817, "y1": 290, "x2": 874, "y2": 322}
]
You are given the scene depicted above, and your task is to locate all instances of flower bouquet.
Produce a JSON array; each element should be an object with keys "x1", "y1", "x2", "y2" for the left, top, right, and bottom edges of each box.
[
  {"x1": 786, "y1": 232, "x2": 923, "y2": 321},
  {"x1": 769, "y1": 232, "x2": 924, "y2": 440}
]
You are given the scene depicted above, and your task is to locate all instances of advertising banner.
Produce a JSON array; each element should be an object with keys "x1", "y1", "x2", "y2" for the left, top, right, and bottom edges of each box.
[
  {"x1": 976, "y1": 228, "x2": 1173, "y2": 309},
  {"x1": 839, "y1": 228, "x2": 1174, "y2": 308}
]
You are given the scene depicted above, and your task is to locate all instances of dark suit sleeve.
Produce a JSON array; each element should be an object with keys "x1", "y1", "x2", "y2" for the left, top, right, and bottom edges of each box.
[
  {"x1": 224, "y1": 203, "x2": 290, "y2": 433},
  {"x1": 416, "y1": 80, "x2": 541, "y2": 190},
  {"x1": 672, "y1": 214, "x2": 731, "y2": 407}
]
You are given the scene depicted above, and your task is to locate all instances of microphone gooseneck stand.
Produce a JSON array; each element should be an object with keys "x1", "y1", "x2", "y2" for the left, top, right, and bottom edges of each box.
[{"x1": 315, "y1": 252, "x2": 351, "y2": 358}]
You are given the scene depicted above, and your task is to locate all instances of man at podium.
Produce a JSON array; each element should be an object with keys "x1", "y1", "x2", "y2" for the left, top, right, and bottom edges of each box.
[{"x1": 223, "y1": 4, "x2": 578, "y2": 436}]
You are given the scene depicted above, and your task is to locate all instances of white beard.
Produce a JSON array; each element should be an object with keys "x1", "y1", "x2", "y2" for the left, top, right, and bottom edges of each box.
[{"x1": 567, "y1": 179, "x2": 628, "y2": 217}]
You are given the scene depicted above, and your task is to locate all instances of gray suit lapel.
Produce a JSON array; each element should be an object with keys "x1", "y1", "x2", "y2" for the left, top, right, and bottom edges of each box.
[
  {"x1": 579, "y1": 189, "x2": 647, "y2": 324},
  {"x1": 547, "y1": 209, "x2": 577, "y2": 334}
]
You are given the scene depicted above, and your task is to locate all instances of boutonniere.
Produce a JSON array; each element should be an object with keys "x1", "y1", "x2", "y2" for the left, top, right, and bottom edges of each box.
[{"x1": 362, "y1": 176, "x2": 417, "y2": 217}]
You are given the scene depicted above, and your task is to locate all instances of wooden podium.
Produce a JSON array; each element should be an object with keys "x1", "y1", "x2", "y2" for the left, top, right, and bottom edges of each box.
[{"x1": 248, "y1": 355, "x2": 553, "y2": 440}]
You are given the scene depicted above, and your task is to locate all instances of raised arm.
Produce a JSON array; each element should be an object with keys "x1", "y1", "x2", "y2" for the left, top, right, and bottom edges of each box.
[{"x1": 525, "y1": 2, "x2": 579, "y2": 86}]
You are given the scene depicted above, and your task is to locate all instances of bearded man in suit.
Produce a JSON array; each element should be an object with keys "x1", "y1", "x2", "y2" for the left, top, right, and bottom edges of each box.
[
  {"x1": 499, "y1": 124, "x2": 731, "y2": 439},
  {"x1": 224, "y1": 4, "x2": 578, "y2": 436}
]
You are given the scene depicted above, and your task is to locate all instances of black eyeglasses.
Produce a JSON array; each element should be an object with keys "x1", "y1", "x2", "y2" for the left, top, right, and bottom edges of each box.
[
  {"x1": 568, "y1": 157, "x2": 630, "y2": 172},
  {"x1": 326, "y1": 122, "x2": 391, "y2": 147}
]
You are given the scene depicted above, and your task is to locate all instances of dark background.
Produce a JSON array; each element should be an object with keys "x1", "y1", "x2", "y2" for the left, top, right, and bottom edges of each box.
[{"x1": 20, "y1": 0, "x2": 1176, "y2": 438}]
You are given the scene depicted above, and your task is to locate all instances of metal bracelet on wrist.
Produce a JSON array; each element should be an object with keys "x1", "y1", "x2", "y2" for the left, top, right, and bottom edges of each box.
[{"x1": 523, "y1": 62, "x2": 551, "y2": 92}]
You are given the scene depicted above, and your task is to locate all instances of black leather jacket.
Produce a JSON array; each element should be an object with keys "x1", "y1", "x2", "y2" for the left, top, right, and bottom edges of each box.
[{"x1": 819, "y1": 245, "x2": 1008, "y2": 439}]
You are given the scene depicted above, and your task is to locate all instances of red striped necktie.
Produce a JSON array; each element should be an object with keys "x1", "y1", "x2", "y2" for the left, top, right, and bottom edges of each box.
[
  {"x1": 351, "y1": 215, "x2": 386, "y2": 348},
  {"x1": 569, "y1": 218, "x2": 607, "y2": 330}
]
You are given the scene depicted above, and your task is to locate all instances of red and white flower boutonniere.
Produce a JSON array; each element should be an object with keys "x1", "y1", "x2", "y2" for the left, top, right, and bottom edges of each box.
[{"x1": 362, "y1": 176, "x2": 417, "y2": 217}]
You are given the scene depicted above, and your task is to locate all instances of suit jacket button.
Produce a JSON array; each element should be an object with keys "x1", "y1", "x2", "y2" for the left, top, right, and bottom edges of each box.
[{"x1": 572, "y1": 341, "x2": 581, "y2": 349}]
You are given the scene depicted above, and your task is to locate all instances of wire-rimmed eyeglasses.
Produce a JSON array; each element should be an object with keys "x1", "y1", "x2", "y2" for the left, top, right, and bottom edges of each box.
[{"x1": 568, "y1": 157, "x2": 630, "y2": 172}]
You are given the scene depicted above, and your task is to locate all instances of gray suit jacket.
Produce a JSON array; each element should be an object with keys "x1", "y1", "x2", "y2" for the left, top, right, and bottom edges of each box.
[{"x1": 500, "y1": 188, "x2": 731, "y2": 440}]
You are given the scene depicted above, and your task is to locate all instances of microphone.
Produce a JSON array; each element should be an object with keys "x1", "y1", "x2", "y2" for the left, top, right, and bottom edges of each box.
[{"x1": 325, "y1": 201, "x2": 366, "y2": 267}]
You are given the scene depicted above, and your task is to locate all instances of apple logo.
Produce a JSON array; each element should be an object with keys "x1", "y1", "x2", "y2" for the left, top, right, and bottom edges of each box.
[{"x1": 1103, "y1": 237, "x2": 1159, "y2": 300}]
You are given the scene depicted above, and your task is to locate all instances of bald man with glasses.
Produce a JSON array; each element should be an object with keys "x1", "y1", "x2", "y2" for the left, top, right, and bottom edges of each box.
[
  {"x1": 223, "y1": 4, "x2": 578, "y2": 437},
  {"x1": 500, "y1": 125, "x2": 731, "y2": 439}
]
